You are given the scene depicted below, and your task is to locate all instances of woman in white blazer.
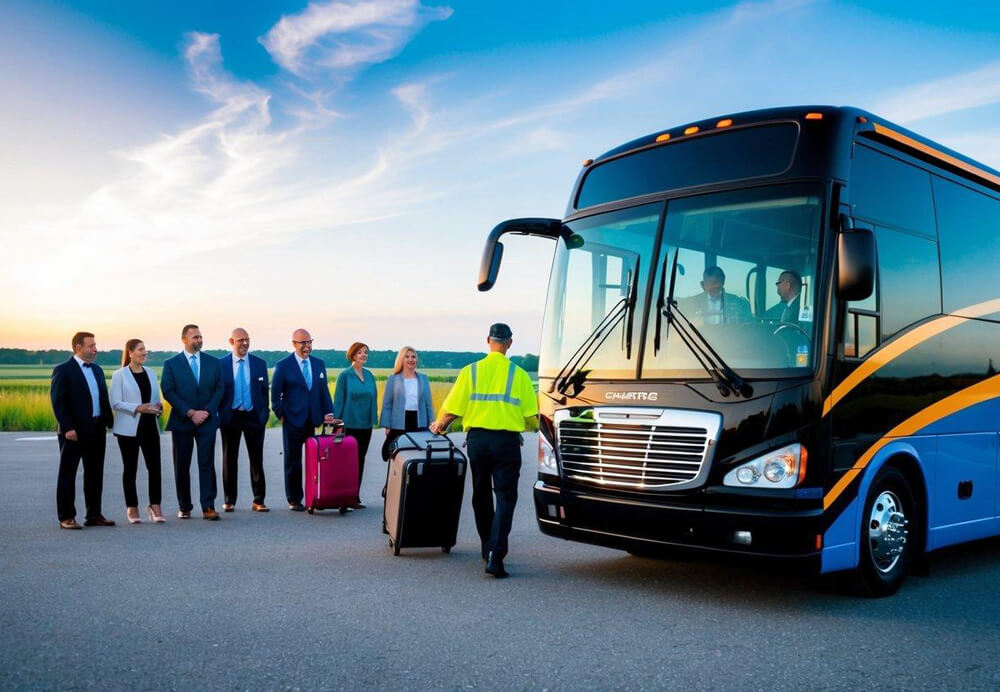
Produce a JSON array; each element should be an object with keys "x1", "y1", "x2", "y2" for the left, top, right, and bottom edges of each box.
[{"x1": 110, "y1": 339, "x2": 164, "y2": 523}]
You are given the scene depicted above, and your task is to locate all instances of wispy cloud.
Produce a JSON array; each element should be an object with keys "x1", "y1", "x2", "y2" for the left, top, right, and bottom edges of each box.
[
  {"x1": 260, "y1": 0, "x2": 452, "y2": 77},
  {"x1": 874, "y1": 60, "x2": 1000, "y2": 124}
]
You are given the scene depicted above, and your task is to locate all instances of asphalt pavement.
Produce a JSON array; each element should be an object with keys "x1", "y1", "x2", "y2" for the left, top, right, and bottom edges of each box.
[{"x1": 2, "y1": 430, "x2": 999, "y2": 691}]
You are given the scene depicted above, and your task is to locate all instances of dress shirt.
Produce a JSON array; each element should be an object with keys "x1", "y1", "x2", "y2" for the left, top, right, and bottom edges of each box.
[
  {"x1": 74, "y1": 355, "x2": 101, "y2": 417},
  {"x1": 184, "y1": 350, "x2": 201, "y2": 383},
  {"x1": 232, "y1": 356, "x2": 253, "y2": 411},
  {"x1": 706, "y1": 295, "x2": 723, "y2": 325},
  {"x1": 295, "y1": 354, "x2": 312, "y2": 389}
]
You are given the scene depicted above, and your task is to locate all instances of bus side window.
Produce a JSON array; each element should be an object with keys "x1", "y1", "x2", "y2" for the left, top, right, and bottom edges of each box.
[{"x1": 843, "y1": 273, "x2": 878, "y2": 359}]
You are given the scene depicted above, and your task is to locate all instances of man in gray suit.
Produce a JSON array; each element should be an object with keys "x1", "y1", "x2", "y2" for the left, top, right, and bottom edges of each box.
[
  {"x1": 161, "y1": 324, "x2": 225, "y2": 520},
  {"x1": 680, "y1": 266, "x2": 752, "y2": 326}
]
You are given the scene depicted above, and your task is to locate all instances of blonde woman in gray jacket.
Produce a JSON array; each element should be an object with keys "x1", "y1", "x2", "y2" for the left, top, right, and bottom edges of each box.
[
  {"x1": 109, "y1": 339, "x2": 164, "y2": 523},
  {"x1": 379, "y1": 347, "x2": 435, "y2": 483}
]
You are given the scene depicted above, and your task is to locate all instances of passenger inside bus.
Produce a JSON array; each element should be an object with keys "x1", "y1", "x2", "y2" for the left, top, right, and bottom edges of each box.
[
  {"x1": 765, "y1": 270, "x2": 803, "y2": 324},
  {"x1": 679, "y1": 265, "x2": 752, "y2": 326}
]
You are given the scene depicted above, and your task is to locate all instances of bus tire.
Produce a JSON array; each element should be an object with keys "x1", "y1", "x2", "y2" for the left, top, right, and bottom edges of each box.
[{"x1": 851, "y1": 466, "x2": 916, "y2": 597}]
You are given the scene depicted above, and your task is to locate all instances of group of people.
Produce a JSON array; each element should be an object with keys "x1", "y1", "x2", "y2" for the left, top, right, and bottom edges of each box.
[{"x1": 50, "y1": 322, "x2": 536, "y2": 578}]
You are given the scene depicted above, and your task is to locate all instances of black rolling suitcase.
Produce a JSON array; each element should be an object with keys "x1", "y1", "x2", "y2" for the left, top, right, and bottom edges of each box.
[{"x1": 384, "y1": 431, "x2": 466, "y2": 556}]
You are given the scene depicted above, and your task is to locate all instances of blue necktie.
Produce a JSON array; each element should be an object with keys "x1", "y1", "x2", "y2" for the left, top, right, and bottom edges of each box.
[
  {"x1": 236, "y1": 358, "x2": 249, "y2": 409},
  {"x1": 190, "y1": 354, "x2": 199, "y2": 383},
  {"x1": 302, "y1": 358, "x2": 312, "y2": 390}
]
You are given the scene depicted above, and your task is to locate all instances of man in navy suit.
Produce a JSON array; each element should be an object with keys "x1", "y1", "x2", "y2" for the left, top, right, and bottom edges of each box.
[
  {"x1": 160, "y1": 324, "x2": 225, "y2": 520},
  {"x1": 271, "y1": 328, "x2": 336, "y2": 511},
  {"x1": 218, "y1": 327, "x2": 270, "y2": 512},
  {"x1": 50, "y1": 331, "x2": 115, "y2": 529}
]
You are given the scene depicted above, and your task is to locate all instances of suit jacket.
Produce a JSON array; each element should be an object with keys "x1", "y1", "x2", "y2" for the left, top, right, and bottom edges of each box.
[
  {"x1": 379, "y1": 372, "x2": 435, "y2": 430},
  {"x1": 271, "y1": 354, "x2": 334, "y2": 429},
  {"x1": 50, "y1": 358, "x2": 113, "y2": 440},
  {"x1": 160, "y1": 352, "x2": 224, "y2": 432},
  {"x1": 110, "y1": 366, "x2": 162, "y2": 437},
  {"x1": 765, "y1": 296, "x2": 801, "y2": 324},
  {"x1": 218, "y1": 353, "x2": 270, "y2": 428},
  {"x1": 680, "y1": 291, "x2": 752, "y2": 325}
]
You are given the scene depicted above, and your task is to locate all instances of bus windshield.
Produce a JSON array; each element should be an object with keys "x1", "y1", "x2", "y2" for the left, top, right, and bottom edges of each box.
[
  {"x1": 644, "y1": 183, "x2": 824, "y2": 379},
  {"x1": 539, "y1": 203, "x2": 660, "y2": 380}
]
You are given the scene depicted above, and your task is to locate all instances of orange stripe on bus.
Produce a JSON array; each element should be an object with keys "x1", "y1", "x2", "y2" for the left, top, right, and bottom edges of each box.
[
  {"x1": 823, "y1": 373, "x2": 1000, "y2": 510},
  {"x1": 872, "y1": 123, "x2": 1000, "y2": 188},
  {"x1": 823, "y1": 298, "x2": 1000, "y2": 417}
]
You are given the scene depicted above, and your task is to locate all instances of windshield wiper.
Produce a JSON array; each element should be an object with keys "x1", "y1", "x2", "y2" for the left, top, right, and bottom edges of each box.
[
  {"x1": 655, "y1": 248, "x2": 753, "y2": 398},
  {"x1": 550, "y1": 257, "x2": 640, "y2": 398}
]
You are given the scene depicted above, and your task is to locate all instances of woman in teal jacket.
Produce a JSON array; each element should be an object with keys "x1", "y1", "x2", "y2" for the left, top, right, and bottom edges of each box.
[{"x1": 333, "y1": 342, "x2": 378, "y2": 509}]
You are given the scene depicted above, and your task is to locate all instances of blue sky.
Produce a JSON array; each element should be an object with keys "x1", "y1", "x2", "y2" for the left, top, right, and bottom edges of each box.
[{"x1": 2, "y1": 0, "x2": 999, "y2": 353}]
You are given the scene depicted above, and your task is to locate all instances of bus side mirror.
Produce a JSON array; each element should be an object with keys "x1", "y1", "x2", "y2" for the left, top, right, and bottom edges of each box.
[
  {"x1": 479, "y1": 240, "x2": 505, "y2": 292},
  {"x1": 836, "y1": 227, "x2": 875, "y2": 302},
  {"x1": 478, "y1": 218, "x2": 566, "y2": 291}
]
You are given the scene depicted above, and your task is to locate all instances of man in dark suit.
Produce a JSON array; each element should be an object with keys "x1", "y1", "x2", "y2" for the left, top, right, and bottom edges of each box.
[
  {"x1": 50, "y1": 331, "x2": 115, "y2": 529},
  {"x1": 160, "y1": 324, "x2": 225, "y2": 520},
  {"x1": 218, "y1": 327, "x2": 270, "y2": 512},
  {"x1": 765, "y1": 270, "x2": 803, "y2": 324},
  {"x1": 271, "y1": 328, "x2": 337, "y2": 511}
]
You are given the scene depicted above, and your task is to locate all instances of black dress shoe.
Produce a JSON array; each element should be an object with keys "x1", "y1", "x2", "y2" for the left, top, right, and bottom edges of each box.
[
  {"x1": 83, "y1": 515, "x2": 116, "y2": 527},
  {"x1": 485, "y1": 552, "x2": 509, "y2": 579},
  {"x1": 288, "y1": 502, "x2": 306, "y2": 512}
]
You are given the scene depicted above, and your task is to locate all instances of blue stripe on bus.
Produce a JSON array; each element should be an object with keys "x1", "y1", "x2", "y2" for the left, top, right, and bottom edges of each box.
[{"x1": 820, "y1": 395, "x2": 1000, "y2": 573}]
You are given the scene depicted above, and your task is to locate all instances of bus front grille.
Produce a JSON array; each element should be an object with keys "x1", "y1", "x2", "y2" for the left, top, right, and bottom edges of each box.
[{"x1": 556, "y1": 407, "x2": 721, "y2": 491}]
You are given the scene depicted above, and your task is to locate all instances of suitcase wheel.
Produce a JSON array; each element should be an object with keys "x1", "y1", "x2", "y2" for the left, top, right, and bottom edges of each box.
[
  {"x1": 339, "y1": 506, "x2": 349, "y2": 515},
  {"x1": 307, "y1": 507, "x2": 315, "y2": 514},
  {"x1": 390, "y1": 539, "x2": 400, "y2": 556},
  {"x1": 442, "y1": 546, "x2": 451, "y2": 554}
]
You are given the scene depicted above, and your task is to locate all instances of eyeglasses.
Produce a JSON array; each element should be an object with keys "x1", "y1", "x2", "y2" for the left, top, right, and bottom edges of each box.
[
  {"x1": 293, "y1": 340, "x2": 314, "y2": 345},
  {"x1": 775, "y1": 279, "x2": 789, "y2": 286}
]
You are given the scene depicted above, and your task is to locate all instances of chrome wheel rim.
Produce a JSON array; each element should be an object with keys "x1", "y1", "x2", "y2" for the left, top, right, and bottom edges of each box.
[{"x1": 868, "y1": 489, "x2": 909, "y2": 573}]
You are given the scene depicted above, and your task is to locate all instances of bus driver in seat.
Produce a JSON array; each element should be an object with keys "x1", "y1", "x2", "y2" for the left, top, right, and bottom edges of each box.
[
  {"x1": 681, "y1": 266, "x2": 752, "y2": 326},
  {"x1": 765, "y1": 270, "x2": 803, "y2": 324}
]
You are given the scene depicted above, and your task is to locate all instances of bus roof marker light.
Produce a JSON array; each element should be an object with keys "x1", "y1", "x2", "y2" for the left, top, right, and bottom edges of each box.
[
  {"x1": 582, "y1": 158, "x2": 593, "y2": 167},
  {"x1": 716, "y1": 119, "x2": 733, "y2": 128},
  {"x1": 684, "y1": 126, "x2": 699, "y2": 135},
  {"x1": 805, "y1": 112, "x2": 823, "y2": 120},
  {"x1": 655, "y1": 133, "x2": 671, "y2": 142},
  {"x1": 857, "y1": 116, "x2": 868, "y2": 124}
]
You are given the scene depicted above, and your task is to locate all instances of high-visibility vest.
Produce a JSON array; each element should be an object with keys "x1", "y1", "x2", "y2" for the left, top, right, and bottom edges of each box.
[{"x1": 441, "y1": 352, "x2": 538, "y2": 432}]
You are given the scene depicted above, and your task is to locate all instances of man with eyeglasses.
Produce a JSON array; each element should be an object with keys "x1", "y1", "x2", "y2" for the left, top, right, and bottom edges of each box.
[
  {"x1": 271, "y1": 328, "x2": 337, "y2": 511},
  {"x1": 766, "y1": 270, "x2": 803, "y2": 324}
]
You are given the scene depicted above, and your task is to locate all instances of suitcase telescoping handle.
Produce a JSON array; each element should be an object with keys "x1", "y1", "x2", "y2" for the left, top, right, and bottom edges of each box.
[
  {"x1": 321, "y1": 421, "x2": 345, "y2": 440},
  {"x1": 400, "y1": 430, "x2": 458, "y2": 461}
]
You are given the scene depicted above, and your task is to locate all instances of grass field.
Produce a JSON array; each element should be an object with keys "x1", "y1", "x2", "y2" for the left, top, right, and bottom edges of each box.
[{"x1": 0, "y1": 364, "x2": 537, "y2": 432}]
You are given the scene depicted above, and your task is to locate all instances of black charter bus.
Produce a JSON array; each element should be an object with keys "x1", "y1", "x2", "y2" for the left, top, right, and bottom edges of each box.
[{"x1": 478, "y1": 106, "x2": 1000, "y2": 595}]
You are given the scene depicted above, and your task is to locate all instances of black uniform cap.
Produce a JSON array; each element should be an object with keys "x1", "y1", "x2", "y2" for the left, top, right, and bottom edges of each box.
[{"x1": 488, "y1": 323, "x2": 513, "y2": 340}]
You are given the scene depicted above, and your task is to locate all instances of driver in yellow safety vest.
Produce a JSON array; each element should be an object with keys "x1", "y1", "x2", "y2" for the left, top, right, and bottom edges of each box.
[{"x1": 430, "y1": 323, "x2": 538, "y2": 578}]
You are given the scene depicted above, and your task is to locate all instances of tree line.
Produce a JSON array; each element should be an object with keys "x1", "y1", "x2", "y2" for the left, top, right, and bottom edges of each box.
[{"x1": 0, "y1": 348, "x2": 539, "y2": 372}]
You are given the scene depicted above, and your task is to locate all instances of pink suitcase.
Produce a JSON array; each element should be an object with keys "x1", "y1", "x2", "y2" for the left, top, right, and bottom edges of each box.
[{"x1": 304, "y1": 428, "x2": 359, "y2": 514}]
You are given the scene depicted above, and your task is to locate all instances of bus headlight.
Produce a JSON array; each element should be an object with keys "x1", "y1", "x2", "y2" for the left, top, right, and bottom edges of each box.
[
  {"x1": 538, "y1": 433, "x2": 559, "y2": 476},
  {"x1": 724, "y1": 444, "x2": 807, "y2": 489}
]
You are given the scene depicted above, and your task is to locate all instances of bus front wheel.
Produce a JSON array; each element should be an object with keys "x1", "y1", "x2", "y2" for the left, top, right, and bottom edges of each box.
[{"x1": 852, "y1": 466, "x2": 916, "y2": 597}]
